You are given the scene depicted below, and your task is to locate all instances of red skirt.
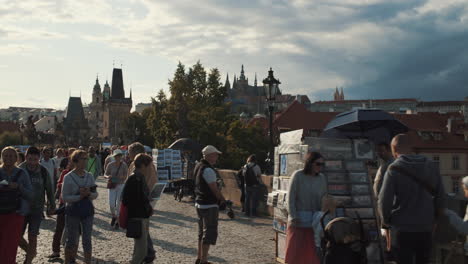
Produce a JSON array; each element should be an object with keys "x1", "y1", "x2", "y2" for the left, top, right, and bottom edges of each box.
[{"x1": 285, "y1": 226, "x2": 320, "y2": 264}]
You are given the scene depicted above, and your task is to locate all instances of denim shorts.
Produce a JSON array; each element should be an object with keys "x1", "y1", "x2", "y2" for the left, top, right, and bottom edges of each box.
[
  {"x1": 197, "y1": 207, "x2": 219, "y2": 245},
  {"x1": 23, "y1": 212, "x2": 43, "y2": 236}
]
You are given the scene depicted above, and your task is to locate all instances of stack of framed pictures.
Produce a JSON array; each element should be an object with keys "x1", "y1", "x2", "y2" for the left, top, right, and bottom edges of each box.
[{"x1": 270, "y1": 135, "x2": 383, "y2": 264}]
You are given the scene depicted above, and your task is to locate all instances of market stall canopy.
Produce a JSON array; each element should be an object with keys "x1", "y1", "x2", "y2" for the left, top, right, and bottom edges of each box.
[{"x1": 321, "y1": 109, "x2": 409, "y2": 143}]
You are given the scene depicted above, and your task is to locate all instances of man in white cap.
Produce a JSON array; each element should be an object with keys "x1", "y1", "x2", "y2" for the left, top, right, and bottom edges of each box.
[{"x1": 194, "y1": 145, "x2": 226, "y2": 264}]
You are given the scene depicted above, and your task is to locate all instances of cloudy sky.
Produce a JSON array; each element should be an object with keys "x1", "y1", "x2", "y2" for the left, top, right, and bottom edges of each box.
[{"x1": 1, "y1": 0, "x2": 467, "y2": 109}]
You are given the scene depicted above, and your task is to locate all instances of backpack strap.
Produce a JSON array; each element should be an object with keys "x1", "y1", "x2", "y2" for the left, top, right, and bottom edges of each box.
[{"x1": 389, "y1": 164, "x2": 436, "y2": 196}]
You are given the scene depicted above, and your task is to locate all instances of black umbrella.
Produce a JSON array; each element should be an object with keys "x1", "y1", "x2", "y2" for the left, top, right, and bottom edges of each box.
[
  {"x1": 321, "y1": 109, "x2": 409, "y2": 143},
  {"x1": 168, "y1": 138, "x2": 203, "y2": 152}
]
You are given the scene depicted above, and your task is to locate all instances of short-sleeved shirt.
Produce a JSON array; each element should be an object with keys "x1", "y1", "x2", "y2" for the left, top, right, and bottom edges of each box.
[
  {"x1": 41, "y1": 159, "x2": 56, "y2": 182},
  {"x1": 195, "y1": 168, "x2": 218, "y2": 209}
]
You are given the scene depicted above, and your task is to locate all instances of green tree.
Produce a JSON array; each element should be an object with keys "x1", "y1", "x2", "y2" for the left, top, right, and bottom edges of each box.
[{"x1": 0, "y1": 131, "x2": 22, "y2": 150}]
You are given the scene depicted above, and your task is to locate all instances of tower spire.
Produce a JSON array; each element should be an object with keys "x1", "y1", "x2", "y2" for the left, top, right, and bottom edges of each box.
[{"x1": 254, "y1": 72, "x2": 257, "y2": 87}]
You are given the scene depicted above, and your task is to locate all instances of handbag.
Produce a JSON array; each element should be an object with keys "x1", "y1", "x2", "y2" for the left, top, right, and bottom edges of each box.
[
  {"x1": 107, "y1": 163, "x2": 122, "y2": 189},
  {"x1": 126, "y1": 218, "x2": 142, "y2": 238},
  {"x1": 119, "y1": 202, "x2": 128, "y2": 229},
  {"x1": 65, "y1": 173, "x2": 95, "y2": 219},
  {"x1": 0, "y1": 170, "x2": 21, "y2": 215}
]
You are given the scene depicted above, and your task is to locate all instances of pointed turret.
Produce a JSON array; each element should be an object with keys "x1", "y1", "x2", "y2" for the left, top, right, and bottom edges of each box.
[
  {"x1": 340, "y1": 87, "x2": 344, "y2": 100},
  {"x1": 239, "y1": 64, "x2": 246, "y2": 81},
  {"x1": 130, "y1": 88, "x2": 132, "y2": 99},
  {"x1": 224, "y1": 73, "x2": 231, "y2": 89},
  {"x1": 254, "y1": 73, "x2": 258, "y2": 87},
  {"x1": 93, "y1": 76, "x2": 101, "y2": 93},
  {"x1": 233, "y1": 74, "x2": 237, "y2": 89},
  {"x1": 111, "y1": 68, "x2": 125, "y2": 99},
  {"x1": 103, "y1": 80, "x2": 111, "y2": 101},
  {"x1": 334, "y1": 87, "x2": 339, "y2": 101}
]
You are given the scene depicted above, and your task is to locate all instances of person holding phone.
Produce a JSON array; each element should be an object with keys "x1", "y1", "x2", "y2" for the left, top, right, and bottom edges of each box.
[
  {"x1": 62, "y1": 150, "x2": 98, "y2": 264},
  {"x1": 0, "y1": 147, "x2": 32, "y2": 264}
]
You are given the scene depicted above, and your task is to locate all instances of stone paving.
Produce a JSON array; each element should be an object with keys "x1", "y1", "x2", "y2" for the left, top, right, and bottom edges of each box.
[{"x1": 16, "y1": 178, "x2": 276, "y2": 264}]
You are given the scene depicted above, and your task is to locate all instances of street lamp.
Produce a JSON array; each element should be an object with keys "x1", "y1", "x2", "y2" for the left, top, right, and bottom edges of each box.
[{"x1": 263, "y1": 67, "x2": 281, "y2": 175}]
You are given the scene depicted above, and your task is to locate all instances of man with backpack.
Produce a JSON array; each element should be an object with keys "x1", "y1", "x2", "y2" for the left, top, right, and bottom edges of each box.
[
  {"x1": 241, "y1": 155, "x2": 262, "y2": 217},
  {"x1": 19, "y1": 146, "x2": 56, "y2": 264},
  {"x1": 378, "y1": 134, "x2": 445, "y2": 264}
]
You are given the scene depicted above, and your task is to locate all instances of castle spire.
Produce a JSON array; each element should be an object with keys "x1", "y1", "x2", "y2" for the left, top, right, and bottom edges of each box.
[
  {"x1": 254, "y1": 73, "x2": 257, "y2": 87},
  {"x1": 239, "y1": 65, "x2": 246, "y2": 81},
  {"x1": 224, "y1": 73, "x2": 231, "y2": 89},
  {"x1": 340, "y1": 87, "x2": 344, "y2": 100}
]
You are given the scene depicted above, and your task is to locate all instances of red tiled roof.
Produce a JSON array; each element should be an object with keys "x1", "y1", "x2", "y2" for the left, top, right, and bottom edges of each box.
[
  {"x1": 416, "y1": 101, "x2": 467, "y2": 107},
  {"x1": 0, "y1": 121, "x2": 20, "y2": 134},
  {"x1": 313, "y1": 98, "x2": 418, "y2": 104},
  {"x1": 273, "y1": 101, "x2": 337, "y2": 131},
  {"x1": 272, "y1": 103, "x2": 468, "y2": 151}
]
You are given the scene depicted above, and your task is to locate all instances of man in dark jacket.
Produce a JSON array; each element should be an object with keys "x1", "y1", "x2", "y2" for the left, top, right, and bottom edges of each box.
[
  {"x1": 378, "y1": 134, "x2": 445, "y2": 264},
  {"x1": 194, "y1": 145, "x2": 226, "y2": 264}
]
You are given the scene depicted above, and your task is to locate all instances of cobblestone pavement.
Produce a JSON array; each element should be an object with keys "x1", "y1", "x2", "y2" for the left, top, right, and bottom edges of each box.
[{"x1": 16, "y1": 178, "x2": 276, "y2": 264}]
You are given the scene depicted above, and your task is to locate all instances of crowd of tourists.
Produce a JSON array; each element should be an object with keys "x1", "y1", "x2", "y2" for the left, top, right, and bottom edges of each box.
[
  {"x1": 0, "y1": 142, "x2": 158, "y2": 264},
  {"x1": 2, "y1": 132, "x2": 468, "y2": 264}
]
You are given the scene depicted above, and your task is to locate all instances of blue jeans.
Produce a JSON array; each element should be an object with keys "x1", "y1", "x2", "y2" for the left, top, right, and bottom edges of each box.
[
  {"x1": 244, "y1": 186, "x2": 259, "y2": 216},
  {"x1": 65, "y1": 215, "x2": 94, "y2": 253}
]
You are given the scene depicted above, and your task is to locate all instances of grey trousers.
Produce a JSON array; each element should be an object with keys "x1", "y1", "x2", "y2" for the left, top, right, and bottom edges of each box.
[{"x1": 131, "y1": 218, "x2": 150, "y2": 264}]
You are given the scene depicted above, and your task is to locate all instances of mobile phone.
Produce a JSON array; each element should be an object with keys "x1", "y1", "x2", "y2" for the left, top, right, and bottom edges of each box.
[{"x1": 89, "y1": 185, "x2": 97, "y2": 193}]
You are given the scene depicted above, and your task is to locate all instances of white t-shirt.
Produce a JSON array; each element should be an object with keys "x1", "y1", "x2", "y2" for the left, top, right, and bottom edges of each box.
[
  {"x1": 195, "y1": 168, "x2": 219, "y2": 209},
  {"x1": 53, "y1": 157, "x2": 64, "y2": 169}
]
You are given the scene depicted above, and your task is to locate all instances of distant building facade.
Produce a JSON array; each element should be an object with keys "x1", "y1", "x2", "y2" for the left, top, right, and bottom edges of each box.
[
  {"x1": 310, "y1": 88, "x2": 468, "y2": 114},
  {"x1": 87, "y1": 68, "x2": 132, "y2": 143},
  {"x1": 63, "y1": 97, "x2": 89, "y2": 146},
  {"x1": 225, "y1": 65, "x2": 311, "y2": 116},
  {"x1": 135, "y1": 103, "x2": 152, "y2": 113}
]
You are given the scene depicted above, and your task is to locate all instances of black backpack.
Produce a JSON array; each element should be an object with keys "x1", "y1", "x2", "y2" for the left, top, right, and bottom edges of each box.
[{"x1": 243, "y1": 164, "x2": 258, "y2": 187}]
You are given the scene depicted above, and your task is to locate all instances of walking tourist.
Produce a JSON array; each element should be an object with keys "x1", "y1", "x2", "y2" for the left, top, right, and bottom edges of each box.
[
  {"x1": 241, "y1": 154, "x2": 262, "y2": 217},
  {"x1": 127, "y1": 142, "x2": 157, "y2": 263},
  {"x1": 105, "y1": 149, "x2": 128, "y2": 229},
  {"x1": 62, "y1": 150, "x2": 98, "y2": 264},
  {"x1": 104, "y1": 146, "x2": 119, "y2": 170},
  {"x1": 53, "y1": 148, "x2": 66, "y2": 174},
  {"x1": 445, "y1": 176, "x2": 468, "y2": 261},
  {"x1": 19, "y1": 146, "x2": 56, "y2": 264},
  {"x1": 0, "y1": 147, "x2": 32, "y2": 264},
  {"x1": 122, "y1": 153, "x2": 154, "y2": 264},
  {"x1": 285, "y1": 151, "x2": 326, "y2": 264},
  {"x1": 48, "y1": 148, "x2": 76, "y2": 260},
  {"x1": 87, "y1": 146, "x2": 102, "y2": 179},
  {"x1": 194, "y1": 145, "x2": 226, "y2": 264},
  {"x1": 379, "y1": 133, "x2": 445, "y2": 264},
  {"x1": 372, "y1": 142, "x2": 397, "y2": 262},
  {"x1": 41, "y1": 147, "x2": 57, "y2": 192}
]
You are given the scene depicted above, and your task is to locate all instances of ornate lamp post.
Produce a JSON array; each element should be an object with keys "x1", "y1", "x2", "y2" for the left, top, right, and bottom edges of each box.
[{"x1": 263, "y1": 67, "x2": 281, "y2": 175}]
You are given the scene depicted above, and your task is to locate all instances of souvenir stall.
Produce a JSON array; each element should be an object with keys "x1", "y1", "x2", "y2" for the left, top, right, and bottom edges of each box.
[{"x1": 268, "y1": 129, "x2": 383, "y2": 264}]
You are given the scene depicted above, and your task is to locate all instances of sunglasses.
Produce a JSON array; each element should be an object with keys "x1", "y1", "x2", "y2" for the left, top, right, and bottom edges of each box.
[{"x1": 315, "y1": 162, "x2": 325, "y2": 166}]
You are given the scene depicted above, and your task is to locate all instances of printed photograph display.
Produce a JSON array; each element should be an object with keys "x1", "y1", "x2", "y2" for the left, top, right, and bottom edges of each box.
[
  {"x1": 328, "y1": 184, "x2": 350, "y2": 195},
  {"x1": 326, "y1": 172, "x2": 347, "y2": 183},
  {"x1": 354, "y1": 139, "x2": 374, "y2": 159},
  {"x1": 352, "y1": 195, "x2": 372, "y2": 206},
  {"x1": 351, "y1": 184, "x2": 370, "y2": 194},
  {"x1": 349, "y1": 172, "x2": 368, "y2": 183},
  {"x1": 345, "y1": 160, "x2": 366, "y2": 171},
  {"x1": 304, "y1": 137, "x2": 353, "y2": 160},
  {"x1": 324, "y1": 160, "x2": 343, "y2": 171},
  {"x1": 332, "y1": 195, "x2": 352, "y2": 207}
]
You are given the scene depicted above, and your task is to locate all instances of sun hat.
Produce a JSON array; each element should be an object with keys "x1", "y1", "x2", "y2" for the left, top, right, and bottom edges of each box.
[{"x1": 202, "y1": 145, "x2": 222, "y2": 156}]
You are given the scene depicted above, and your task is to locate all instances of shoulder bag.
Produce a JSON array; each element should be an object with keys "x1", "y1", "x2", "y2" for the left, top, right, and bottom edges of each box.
[
  {"x1": 65, "y1": 173, "x2": 95, "y2": 219},
  {"x1": 107, "y1": 163, "x2": 122, "y2": 189}
]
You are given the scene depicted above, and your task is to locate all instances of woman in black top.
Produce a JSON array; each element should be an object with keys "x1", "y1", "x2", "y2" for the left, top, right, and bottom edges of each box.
[{"x1": 121, "y1": 153, "x2": 153, "y2": 264}]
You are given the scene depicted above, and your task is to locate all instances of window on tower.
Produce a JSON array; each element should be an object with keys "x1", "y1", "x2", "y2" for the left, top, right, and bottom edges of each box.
[
  {"x1": 96, "y1": 97, "x2": 100, "y2": 103},
  {"x1": 96, "y1": 112, "x2": 99, "y2": 118}
]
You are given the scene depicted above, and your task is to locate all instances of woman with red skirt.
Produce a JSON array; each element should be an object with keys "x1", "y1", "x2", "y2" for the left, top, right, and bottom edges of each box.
[
  {"x1": 0, "y1": 146, "x2": 32, "y2": 264},
  {"x1": 285, "y1": 152, "x2": 327, "y2": 264}
]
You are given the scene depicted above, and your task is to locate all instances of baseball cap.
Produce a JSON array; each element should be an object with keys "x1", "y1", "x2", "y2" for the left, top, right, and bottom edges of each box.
[
  {"x1": 202, "y1": 145, "x2": 222, "y2": 156},
  {"x1": 113, "y1": 149, "x2": 124, "y2": 157}
]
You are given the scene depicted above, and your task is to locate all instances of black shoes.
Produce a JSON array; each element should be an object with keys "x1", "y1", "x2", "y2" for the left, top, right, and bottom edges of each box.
[{"x1": 110, "y1": 217, "x2": 116, "y2": 227}]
